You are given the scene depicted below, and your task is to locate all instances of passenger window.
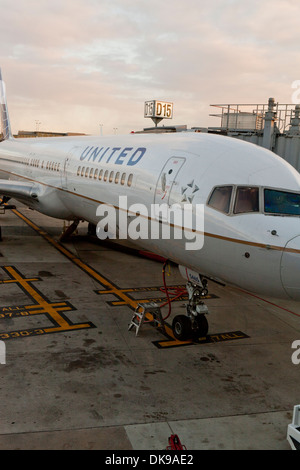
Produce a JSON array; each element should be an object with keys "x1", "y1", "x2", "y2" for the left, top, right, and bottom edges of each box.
[
  {"x1": 104, "y1": 170, "x2": 109, "y2": 182},
  {"x1": 208, "y1": 186, "x2": 233, "y2": 214},
  {"x1": 234, "y1": 187, "x2": 259, "y2": 214},
  {"x1": 85, "y1": 167, "x2": 89, "y2": 178},
  {"x1": 99, "y1": 169, "x2": 103, "y2": 180},
  {"x1": 115, "y1": 172, "x2": 120, "y2": 184},
  {"x1": 94, "y1": 169, "x2": 99, "y2": 179},
  {"x1": 89, "y1": 168, "x2": 94, "y2": 178},
  {"x1": 77, "y1": 166, "x2": 81, "y2": 176},
  {"x1": 121, "y1": 172, "x2": 126, "y2": 185},
  {"x1": 109, "y1": 171, "x2": 114, "y2": 183},
  {"x1": 127, "y1": 174, "x2": 133, "y2": 187},
  {"x1": 81, "y1": 167, "x2": 85, "y2": 177}
]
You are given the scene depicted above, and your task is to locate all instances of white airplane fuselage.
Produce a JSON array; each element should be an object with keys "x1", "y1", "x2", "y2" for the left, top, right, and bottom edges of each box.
[{"x1": 0, "y1": 132, "x2": 300, "y2": 301}]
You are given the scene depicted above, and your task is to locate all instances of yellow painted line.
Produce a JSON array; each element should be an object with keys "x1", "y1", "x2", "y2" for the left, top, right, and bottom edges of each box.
[
  {"x1": 109, "y1": 297, "x2": 187, "y2": 307},
  {"x1": 98, "y1": 287, "x2": 169, "y2": 294},
  {"x1": 3, "y1": 266, "x2": 91, "y2": 332},
  {"x1": 109, "y1": 299, "x2": 154, "y2": 306},
  {"x1": 0, "y1": 304, "x2": 72, "y2": 317},
  {"x1": 75, "y1": 259, "x2": 140, "y2": 309},
  {"x1": 156, "y1": 339, "x2": 193, "y2": 348},
  {"x1": 0, "y1": 277, "x2": 39, "y2": 284},
  {"x1": 43, "y1": 323, "x2": 93, "y2": 334},
  {"x1": 22, "y1": 306, "x2": 73, "y2": 315},
  {"x1": 98, "y1": 288, "x2": 135, "y2": 294},
  {"x1": 4, "y1": 267, "x2": 72, "y2": 330},
  {"x1": 24, "y1": 302, "x2": 70, "y2": 309}
]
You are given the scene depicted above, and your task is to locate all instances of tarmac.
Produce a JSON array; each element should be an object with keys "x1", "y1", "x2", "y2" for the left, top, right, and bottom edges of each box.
[{"x1": 0, "y1": 202, "x2": 299, "y2": 450}]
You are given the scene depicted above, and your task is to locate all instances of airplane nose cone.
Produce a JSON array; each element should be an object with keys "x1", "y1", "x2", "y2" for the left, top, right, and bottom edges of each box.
[{"x1": 281, "y1": 236, "x2": 300, "y2": 300}]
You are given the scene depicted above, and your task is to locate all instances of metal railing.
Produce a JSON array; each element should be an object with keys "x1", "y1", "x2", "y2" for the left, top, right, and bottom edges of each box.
[{"x1": 209, "y1": 102, "x2": 298, "y2": 133}]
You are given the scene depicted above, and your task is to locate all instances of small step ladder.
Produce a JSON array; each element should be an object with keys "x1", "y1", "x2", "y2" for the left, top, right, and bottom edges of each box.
[
  {"x1": 128, "y1": 302, "x2": 165, "y2": 336},
  {"x1": 0, "y1": 204, "x2": 16, "y2": 214}
]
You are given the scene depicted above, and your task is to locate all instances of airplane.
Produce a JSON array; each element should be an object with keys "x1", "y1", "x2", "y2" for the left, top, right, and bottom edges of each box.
[{"x1": 0, "y1": 69, "x2": 300, "y2": 341}]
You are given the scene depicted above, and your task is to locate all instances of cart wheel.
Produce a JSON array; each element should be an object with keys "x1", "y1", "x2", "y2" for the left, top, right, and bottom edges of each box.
[{"x1": 172, "y1": 315, "x2": 192, "y2": 341}]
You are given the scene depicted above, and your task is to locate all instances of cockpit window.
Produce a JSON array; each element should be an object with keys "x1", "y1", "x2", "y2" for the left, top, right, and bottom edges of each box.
[
  {"x1": 264, "y1": 189, "x2": 300, "y2": 215},
  {"x1": 208, "y1": 186, "x2": 232, "y2": 214},
  {"x1": 234, "y1": 187, "x2": 259, "y2": 214}
]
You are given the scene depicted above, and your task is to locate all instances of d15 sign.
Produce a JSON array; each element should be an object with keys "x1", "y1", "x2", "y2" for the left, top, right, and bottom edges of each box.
[{"x1": 144, "y1": 100, "x2": 173, "y2": 119}]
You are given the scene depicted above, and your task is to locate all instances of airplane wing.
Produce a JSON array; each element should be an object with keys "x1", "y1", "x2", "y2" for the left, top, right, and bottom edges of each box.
[{"x1": 0, "y1": 180, "x2": 39, "y2": 204}]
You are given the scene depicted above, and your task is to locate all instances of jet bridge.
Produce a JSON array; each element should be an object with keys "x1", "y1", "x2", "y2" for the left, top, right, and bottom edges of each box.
[{"x1": 209, "y1": 99, "x2": 300, "y2": 173}]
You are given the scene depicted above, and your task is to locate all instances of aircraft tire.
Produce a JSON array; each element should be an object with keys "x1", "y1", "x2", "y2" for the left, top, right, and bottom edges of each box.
[
  {"x1": 172, "y1": 315, "x2": 192, "y2": 341},
  {"x1": 192, "y1": 314, "x2": 209, "y2": 338}
]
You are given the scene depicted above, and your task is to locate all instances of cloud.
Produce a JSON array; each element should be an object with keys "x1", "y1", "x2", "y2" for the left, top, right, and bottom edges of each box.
[{"x1": 1, "y1": 0, "x2": 300, "y2": 134}]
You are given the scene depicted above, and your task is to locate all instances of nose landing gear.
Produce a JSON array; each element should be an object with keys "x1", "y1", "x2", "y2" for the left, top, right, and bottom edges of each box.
[{"x1": 172, "y1": 279, "x2": 209, "y2": 341}]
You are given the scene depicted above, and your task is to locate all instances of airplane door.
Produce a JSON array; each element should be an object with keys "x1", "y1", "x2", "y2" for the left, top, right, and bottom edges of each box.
[
  {"x1": 61, "y1": 146, "x2": 81, "y2": 190},
  {"x1": 61, "y1": 157, "x2": 70, "y2": 190},
  {"x1": 154, "y1": 157, "x2": 186, "y2": 220},
  {"x1": 281, "y1": 235, "x2": 300, "y2": 300}
]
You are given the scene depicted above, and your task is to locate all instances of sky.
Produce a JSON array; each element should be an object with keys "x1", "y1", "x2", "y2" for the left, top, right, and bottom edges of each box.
[{"x1": 1, "y1": 0, "x2": 300, "y2": 135}]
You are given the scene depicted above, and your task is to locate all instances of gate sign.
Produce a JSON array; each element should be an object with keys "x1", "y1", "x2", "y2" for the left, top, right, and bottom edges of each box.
[{"x1": 144, "y1": 100, "x2": 173, "y2": 120}]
